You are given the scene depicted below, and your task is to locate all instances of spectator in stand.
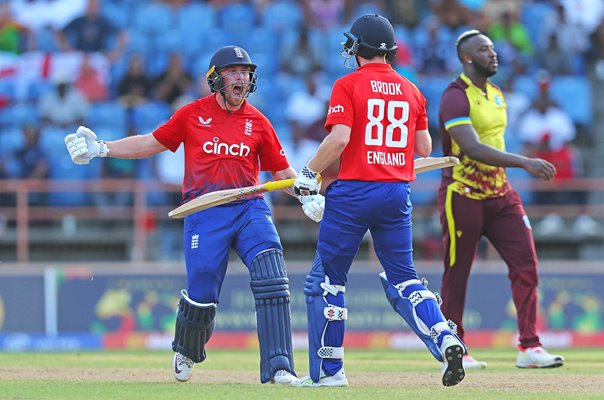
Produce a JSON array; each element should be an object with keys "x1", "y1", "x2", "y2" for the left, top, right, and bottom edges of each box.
[
  {"x1": 488, "y1": 9, "x2": 533, "y2": 65},
  {"x1": 117, "y1": 54, "x2": 152, "y2": 107},
  {"x1": 38, "y1": 75, "x2": 89, "y2": 129},
  {"x1": 94, "y1": 134, "x2": 137, "y2": 212},
  {"x1": 537, "y1": 33, "x2": 574, "y2": 75},
  {"x1": 516, "y1": 72, "x2": 599, "y2": 237},
  {"x1": 302, "y1": 0, "x2": 345, "y2": 31},
  {"x1": 55, "y1": 0, "x2": 127, "y2": 63},
  {"x1": 74, "y1": 54, "x2": 109, "y2": 102},
  {"x1": 0, "y1": 2, "x2": 30, "y2": 54},
  {"x1": 153, "y1": 52, "x2": 193, "y2": 108},
  {"x1": 284, "y1": 69, "x2": 330, "y2": 147},
  {"x1": 431, "y1": 0, "x2": 475, "y2": 30},
  {"x1": 540, "y1": 2, "x2": 589, "y2": 73},
  {"x1": 589, "y1": 14, "x2": 604, "y2": 79},
  {"x1": 0, "y1": 125, "x2": 48, "y2": 205},
  {"x1": 415, "y1": 17, "x2": 457, "y2": 76},
  {"x1": 281, "y1": 26, "x2": 322, "y2": 78}
]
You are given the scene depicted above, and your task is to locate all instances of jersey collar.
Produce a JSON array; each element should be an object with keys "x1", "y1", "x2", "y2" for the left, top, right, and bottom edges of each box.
[
  {"x1": 460, "y1": 73, "x2": 489, "y2": 97},
  {"x1": 359, "y1": 62, "x2": 393, "y2": 71},
  {"x1": 212, "y1": 92, "x2": 248, "y2": 113}
]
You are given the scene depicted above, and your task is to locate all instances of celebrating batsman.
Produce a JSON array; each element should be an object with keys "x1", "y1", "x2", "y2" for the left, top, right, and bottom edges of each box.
[{"x1": 65, "y1": 45, "x2": 325, "y2": 384}]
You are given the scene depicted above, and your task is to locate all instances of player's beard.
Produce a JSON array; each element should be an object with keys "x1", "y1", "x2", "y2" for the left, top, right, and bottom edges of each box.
[{"x1": 472, "y1": 57, "x2": 497, "y2": 78}]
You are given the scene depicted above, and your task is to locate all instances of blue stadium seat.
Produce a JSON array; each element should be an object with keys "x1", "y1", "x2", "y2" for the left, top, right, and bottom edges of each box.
[
  {"x1": 41, "y1": 127, "x2": 101, "y2": 206},
  {"x1": 419, "y1": 77, "x2": 452, "y2": 127},
  {"x1": 132, "y1": 102, "x2": 171, "y2": 133},
  {"x1": 247, "y1": 28, "x2": 279, "y2": 74},
  {"x1": 0, "y1": 103, "x2": 40, "y2": 128},
  {"x1": 102, "y1": 2, "x2": 130, "y2": 29},
  {"x1": 177, "y1": 3, "x2": 216, "y2": 39},
  {"x1": 35, "y1": 27, "x2": 58, "y2": 52},
  {"x1": 351, "y1": 2, "x2": 385, "y2": 20},
  {"x1": 520, "y1": 3, "x2": 555, "y2": 45},
  {"x1": 124, "y1": 30, "x2": 149, "y2": 55},
  {"x1": 201, "y1": 28, "x2": 230, "y2": 56},
  {"x1": 506, "y1": 167, "x2": 535, "y2": 205},
  {"x1": 410, "y1": 170, "x2": 440, "y2": 205},
  {"x1": 512, "y1": 74, "x2": 538, "y2": 100},
  {"x1": 218, "y1": 3, "x2": 256, "y2": 46},
  {"x1": 0, "y1": 79, "x2": 16, "y2": 103},
  {"x1": 0, "y1": 127, "x2": 24, "y2": 156},
  {"x1": 550, "y1": 76, "x2": 592, "y2": 125},
  {"x1": 133, "y1": 3, "x2": 173, "y2": 35},
  {"x1": 87, "y1": 101, "x2": 128, "y2": 131},
  {"x1": 27, "y1": 79, "x2": 54, "y2": 102},
  {"x1": 261, "y1": 0, "x2": 303, "y2": 32}
]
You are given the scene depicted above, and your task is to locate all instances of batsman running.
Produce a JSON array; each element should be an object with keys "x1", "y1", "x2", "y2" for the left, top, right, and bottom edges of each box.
[
  {"x1": 64, "y1": 45, "x2": 325, "y2": 384},
  {"x1": 290, "y1": 14, "x2": 466, "y2": 387}
]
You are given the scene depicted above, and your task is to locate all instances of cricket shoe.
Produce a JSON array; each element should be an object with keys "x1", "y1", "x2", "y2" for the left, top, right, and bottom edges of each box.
[
  {"x1": 270, "y1": 370, "x2": 297, "y2": 385},
  {"x1": 290, "y1": 369, "x2": 348, "y2": 387},
  {"x1": 440, "y1": 335, "x2": 465, "y2": 386},
  {"x1": 516, "y1": 346, "x2": 564, "y2": 368},
  {"x1": 172, "y1": 353, "x2": 194, "y2": 382},
  {"x1": 463, "y1": 354, "x2": 487, "y2": 369}
]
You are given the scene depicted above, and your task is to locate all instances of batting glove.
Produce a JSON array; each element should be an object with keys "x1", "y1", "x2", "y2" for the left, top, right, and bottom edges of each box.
[
  {"x1": 294, "y1": 165, "x2": 322, "y2": 196},
  {"x1": 64, "y1": 126, "x2": 109, "y2": 165},
  {"x1": 299, "y1": 194, "x2": 325, "y2": 223}
]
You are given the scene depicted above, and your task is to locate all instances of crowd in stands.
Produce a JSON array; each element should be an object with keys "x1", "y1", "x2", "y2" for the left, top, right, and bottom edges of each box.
[{"x1": 0, "y1": 0, "x2": 602, "y2": 240}]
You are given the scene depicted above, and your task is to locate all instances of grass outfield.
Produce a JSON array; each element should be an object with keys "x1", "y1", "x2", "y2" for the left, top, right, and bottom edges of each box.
[{"x1": 0, "y1": 348, "x2": 602, "y2": 399}]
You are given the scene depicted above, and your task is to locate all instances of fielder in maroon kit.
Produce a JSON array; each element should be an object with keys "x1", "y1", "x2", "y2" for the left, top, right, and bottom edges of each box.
[
  {"x1": 438, "y1": 30, "x2": 564, "y2": 369},
  {"x1": 65, "y1": 45, "x2": 325, "y2": 384}
]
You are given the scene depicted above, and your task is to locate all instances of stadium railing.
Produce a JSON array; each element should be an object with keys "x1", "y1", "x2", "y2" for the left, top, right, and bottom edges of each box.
[{"x1": 0, "y1": 178, "x2": 602, "y2": 263}]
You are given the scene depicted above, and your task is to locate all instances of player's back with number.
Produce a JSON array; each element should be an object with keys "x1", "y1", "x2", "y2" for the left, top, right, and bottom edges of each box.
[{"x1": 326, "y1": 64, "x2": 427, "y2": 182}]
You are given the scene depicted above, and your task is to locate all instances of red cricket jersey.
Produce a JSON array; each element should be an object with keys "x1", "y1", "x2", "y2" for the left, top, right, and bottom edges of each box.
[
  {"x1": 325, "y1": 63, "x2": 428, "y2": 182},
  {"x1": 153, "y1": 94, "x2": 289, "y2": 202}
]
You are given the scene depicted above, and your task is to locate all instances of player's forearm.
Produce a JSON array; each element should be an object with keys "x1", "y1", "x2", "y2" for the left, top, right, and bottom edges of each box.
[
  {"x1": 415, "y1": 129, "x2": 432, "y2": 158},
  {"x1": 307, "y1": 125, "x2": 350, "y2": 173},
  {"x1": 106, "y1": 133, "x2": 167, "y2": 159},
  {"x1": 465, "y1": 142, "x2": 528, "y2": 168}
]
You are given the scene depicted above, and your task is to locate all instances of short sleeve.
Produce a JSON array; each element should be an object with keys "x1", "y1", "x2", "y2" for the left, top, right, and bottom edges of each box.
[
  {"x1": 324, "y1": 79, "x2": 353, "y2": 132},
  {"x1": 439, "y1": 86, "x2": 471, "y2": 131},
  {"x1": 152, "y1": 104, "x2": 192, "y2": 152},
  {"x1": 415, "y1": 90, "x2": 428, "y2": 131}
]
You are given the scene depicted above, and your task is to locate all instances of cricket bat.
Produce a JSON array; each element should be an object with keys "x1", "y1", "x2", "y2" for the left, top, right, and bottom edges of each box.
[
  {"x1": 414, "y1": 156, "x2": 459, "y2": 174},
  {"x1": 168, "y1": 156, "x2": 459, "y2": 219},
  {"x1": 168, "y1": 179, "x2": 295, "y2": 219}
]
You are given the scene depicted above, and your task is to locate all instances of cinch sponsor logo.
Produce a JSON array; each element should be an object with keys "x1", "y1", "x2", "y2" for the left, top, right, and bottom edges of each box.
[
  {"x1": 328, "y1": 104, "x2": 344, "y2": 114},
  {"x1": 203, "y1": 137, "x2": 250, "y2": 157}
]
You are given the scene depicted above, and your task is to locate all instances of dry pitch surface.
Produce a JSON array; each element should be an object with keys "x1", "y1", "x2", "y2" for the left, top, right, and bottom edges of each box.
[{"x1": 0, "y1": 349, "x2": 602, "y2": 399}]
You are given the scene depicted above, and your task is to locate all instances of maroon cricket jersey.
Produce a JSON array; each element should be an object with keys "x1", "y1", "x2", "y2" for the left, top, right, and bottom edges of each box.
[{"x1": 438, "y1": 74, "x2": 511, "y2": 199}]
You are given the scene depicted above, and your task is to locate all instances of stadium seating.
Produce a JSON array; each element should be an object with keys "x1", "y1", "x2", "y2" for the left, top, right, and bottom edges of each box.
[
  {"x1": 87, "y1": 101, "x2": 128, "y2": 133},
  {"x1": 0, "y1": 103, "x2": 40, "y2": 128},
  {"x1": 132, "y1": 102, "x2": 171, "y2": 133},
  {"x1": 132, "y1": 3, "x2": 173, "y2": 36},
  {"x1": 41, "y1": 127, "x2": 101, "y2": 206},
  {"x1": 261, "y1": 0, "x2": 303, "y2": 32},
  {"x1": 550, "y1": 76, "x2": 592, "y2": 125}
]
